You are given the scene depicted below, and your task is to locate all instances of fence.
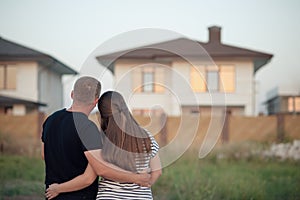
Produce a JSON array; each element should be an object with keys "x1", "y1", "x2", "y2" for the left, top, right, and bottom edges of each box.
[
  {"x1": 134, "y1": 114, "x2": 300, "y2": 149},
  {"x1": 0, "y1": 112, "x2": 45, "y2": 156},
  {"x1": 1, "y1": 112, "x2": 299, "y2": 155}
]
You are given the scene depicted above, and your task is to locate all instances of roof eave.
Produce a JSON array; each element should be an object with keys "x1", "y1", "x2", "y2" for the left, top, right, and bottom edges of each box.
[
  {"x1": 0, "y1": 95, "x2": 47, "y2": 107},
  {"x1": 0, "y1": 55, "x2": 78, "y2": 75}
]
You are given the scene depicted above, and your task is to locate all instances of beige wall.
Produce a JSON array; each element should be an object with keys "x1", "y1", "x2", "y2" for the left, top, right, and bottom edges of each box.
[
  {"x1": 114, "y1": 60, "x2": 177, "y2": 115},
  {"x1": 0, "y1": 62, "x2": 38, "y2": 101},
  {"x1": 114, "y1": 59, "x2": 256, "y2": 116}
]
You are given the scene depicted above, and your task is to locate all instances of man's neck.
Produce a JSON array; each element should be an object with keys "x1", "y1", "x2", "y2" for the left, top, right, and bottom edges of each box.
[{"x1": 67, "y1": 103, "x2": 92, "y2": 116}]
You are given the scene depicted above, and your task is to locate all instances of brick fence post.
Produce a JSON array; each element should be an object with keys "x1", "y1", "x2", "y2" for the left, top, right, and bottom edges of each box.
[
  {"x1": 221, "y1": 110, "x2": 231, "y2": 144},
  {"x1": 160, "y1": 112, "x2": 168, "y2": 146}
]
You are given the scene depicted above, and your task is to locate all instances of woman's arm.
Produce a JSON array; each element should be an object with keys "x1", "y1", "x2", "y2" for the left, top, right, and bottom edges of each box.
[
  {"x1": 149, "y1": 154, "x2": 162, "y2": 186},
  {"x1": 85, "y1": 149, "x2": 151, "y2": 186},
  {"x1": 46, "y1": 149, "x2": 151, "y2": 199},
  {"x1": 45, "y1": 164, "x2": 97, "y2": 199}
]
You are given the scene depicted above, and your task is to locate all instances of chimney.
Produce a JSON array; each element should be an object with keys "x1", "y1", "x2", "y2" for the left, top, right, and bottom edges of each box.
[{"x1": 208, "y1": 26, "x2": 221, "y2": 44}]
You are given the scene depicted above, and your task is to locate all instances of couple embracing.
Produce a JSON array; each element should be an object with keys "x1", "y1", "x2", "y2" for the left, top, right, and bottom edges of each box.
[{"x1": 41, "y1": 76, "x2": 162, "y2": 200}]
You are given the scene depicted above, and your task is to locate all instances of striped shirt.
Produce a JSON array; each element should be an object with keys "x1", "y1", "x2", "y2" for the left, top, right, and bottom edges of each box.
[{"x1": 96, "y1": 132, "x2": 159, "y2": 200}]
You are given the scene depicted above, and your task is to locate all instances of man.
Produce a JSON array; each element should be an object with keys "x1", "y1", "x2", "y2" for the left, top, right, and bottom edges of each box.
[{"x1": 41, "y1": 76, "x2": 150, "y2": 199}]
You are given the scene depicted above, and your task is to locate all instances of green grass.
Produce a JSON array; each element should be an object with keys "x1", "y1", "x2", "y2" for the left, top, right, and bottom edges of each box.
[
  {"x1": 1, "y1": 150, "x2": 300, "y2": 200},
  {"x1": 0, "y1": 155, "x2": 45, "y2": 199},
  {"x1": 152, "y1": 152, "x2": 300, "y2": 200}
]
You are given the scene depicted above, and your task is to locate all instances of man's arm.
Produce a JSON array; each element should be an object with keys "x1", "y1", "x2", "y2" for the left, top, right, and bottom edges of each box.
[{"x1": 85, "y1": 150, "x2": 151, "y2": 186}]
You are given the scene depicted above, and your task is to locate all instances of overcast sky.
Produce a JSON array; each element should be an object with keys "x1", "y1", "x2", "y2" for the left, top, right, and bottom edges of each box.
[{"x1": 1, "y1": 0, "x2": 299, "y2": 114}]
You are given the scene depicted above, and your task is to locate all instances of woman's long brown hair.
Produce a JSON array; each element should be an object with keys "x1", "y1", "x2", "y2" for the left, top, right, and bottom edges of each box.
[{"x1": 98, "y1": 91, "x2": 151, "y2": 172}]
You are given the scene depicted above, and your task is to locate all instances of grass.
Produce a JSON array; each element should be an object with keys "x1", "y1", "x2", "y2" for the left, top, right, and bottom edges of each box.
[
  {"x1": 0, "y1": 155, "x2": 45, "y2": 199},
  {"x1": 152, "y1": 150, "x2": 300, "y2": 200},
  {"x1": 1, "y1": 146, "x2": 300, "y2": 200}
]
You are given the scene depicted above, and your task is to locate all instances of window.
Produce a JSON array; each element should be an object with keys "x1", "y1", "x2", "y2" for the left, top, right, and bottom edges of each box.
[
  {"x1": 154, "y1": 67, "x2": 165, "y2": 93},
  {"x1": 296, "y1": 97, "x2": 300, "y2": 112},
  {"x1": 206, "y1": 65, "x2": 219, "y2": 92},
  {"x1": 132, "y1": 66, "x2": 165, "y2": 93},
  {"x1": 219, "y1": 65, "x2": 235, "y2": 92},
  {"x1": 0, "y1": 65, "x2": 17, "y2": 90},
  {"x1": 190, "y1": 65, "x2": 235, "y2": 93},
  {"x1": 288, "y1": 97, "x2": 293, "y2": 112},
  {"x1": 190, "y1": 66, "x2": 206, "y2": 92},
  {"x1": 143, "y1": 68, "x2": 154, "y2": 92},
  {"x1": 288, "y1": 97, "x2": 300, "y2": 113}
]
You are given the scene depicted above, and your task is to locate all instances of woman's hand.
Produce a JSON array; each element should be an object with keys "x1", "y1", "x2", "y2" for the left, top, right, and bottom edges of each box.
[{"x1": 45, "y1": 183, "x2": 60, "y2": 200}]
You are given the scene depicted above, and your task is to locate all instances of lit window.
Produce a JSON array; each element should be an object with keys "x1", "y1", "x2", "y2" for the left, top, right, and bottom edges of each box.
[
  {"x1": 290, "y1": 97, "x2": 300, "y2": 112},
  {"x1": 154, "y1": 67, "x2": 165, "y2": 93},
  {"x1": 288, "y1": 97, "x2": 294, "y2": 112},
  {"x1": 219, "y1": 65, "x2": 235, "y2": 92},
  {"x1": 190, "y1": 66, "x2": 206, "y2": 92},
  {"x1": 0, "y1": 66, "x2": 4, "y2": 89},
  {"x1": 295, "y1": 97, "x2": 300, "y2": 112},
  {"x1": 0, "y1": 65, "x2": 17, "y2": 90}
]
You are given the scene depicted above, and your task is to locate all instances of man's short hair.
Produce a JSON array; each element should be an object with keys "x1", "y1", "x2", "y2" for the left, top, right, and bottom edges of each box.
[{"x1": 73, "y1": 76, "x2": 101, "y2": 104}]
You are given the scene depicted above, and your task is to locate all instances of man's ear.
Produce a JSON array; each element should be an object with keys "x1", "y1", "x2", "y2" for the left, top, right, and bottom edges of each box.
[
  {"x1": 93, "y1": 98, "x2": 99, "y2": 106},
  {"x1": 71, "y1": 91, "x2": 74, "y2": 99}
]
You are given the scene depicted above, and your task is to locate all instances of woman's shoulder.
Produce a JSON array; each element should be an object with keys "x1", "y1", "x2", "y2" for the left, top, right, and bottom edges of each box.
[
  {"x1": 143, "y1": 129, "x2": 159, "y2": 151},
  {"x1": 143, "y1": 129, "x2": 155, "y2": 140}
]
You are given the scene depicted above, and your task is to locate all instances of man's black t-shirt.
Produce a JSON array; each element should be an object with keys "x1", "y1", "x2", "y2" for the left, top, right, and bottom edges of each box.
[{"x1": 42, "y1": 109, "x2": 102, "y2": 199}]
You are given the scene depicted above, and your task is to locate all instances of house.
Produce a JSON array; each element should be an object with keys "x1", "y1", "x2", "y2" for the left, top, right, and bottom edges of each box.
[
  {"x1": 97, "y1": 26, "x2": 273, "y2": 116},
  {"x1": 265, "y1": 86, "x2": 300, "y2": 115},
  {"x1": 0, "y1": 37, "x2": 77, "y2": 115}
]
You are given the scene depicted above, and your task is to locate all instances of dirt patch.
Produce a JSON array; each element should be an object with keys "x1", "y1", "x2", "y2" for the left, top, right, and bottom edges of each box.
[{"x1": 3, "y1": 195, "x2": 43, "y2": 200}]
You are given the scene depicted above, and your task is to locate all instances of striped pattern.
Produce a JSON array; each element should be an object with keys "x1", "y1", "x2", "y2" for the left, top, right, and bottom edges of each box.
[{"x1": 96, "y1": 131, "x2": 159, "y2": 200}]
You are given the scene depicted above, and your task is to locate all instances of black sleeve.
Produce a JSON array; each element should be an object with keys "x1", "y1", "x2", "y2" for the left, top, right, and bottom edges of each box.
[
  {"x1": 78, "y1": 121, "x2": 103, "y2": 151},
  {"x1": 41, "y1": 117, "x2": 50, "y2": 143}
]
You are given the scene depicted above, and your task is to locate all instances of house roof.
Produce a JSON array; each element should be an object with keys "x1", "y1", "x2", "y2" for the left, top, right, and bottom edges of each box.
[
  {"x1": 0, "y1": 95, "x2": 47, "y2": 107},
  {"x1": 97, "y1": 26, "x2": 273, "y2": 74},
  {"x1": 0, "y1": 37, "x2": 78, "y2": 75}
]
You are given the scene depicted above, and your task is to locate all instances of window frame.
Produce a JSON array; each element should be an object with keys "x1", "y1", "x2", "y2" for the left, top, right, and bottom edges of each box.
[
  {"x1": 0, "y1": 64, "x2": 17, "y2": 90},
  {"x1": 190, "y1": 64, "x2": 235, "y2": 93}
]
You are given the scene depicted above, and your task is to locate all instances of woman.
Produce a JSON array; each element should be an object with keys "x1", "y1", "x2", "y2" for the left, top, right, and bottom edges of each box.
[{"x1": 46, "y1": 91, "x2": 162, "y2": 199}]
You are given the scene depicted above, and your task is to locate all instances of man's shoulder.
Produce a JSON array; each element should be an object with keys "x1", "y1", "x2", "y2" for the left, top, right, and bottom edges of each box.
[
  {"x1": 44, "y1": 109, "x2": 66, "y2": 123},
  {"x1": 48, "y1": 108, "x2": 67, "y2": 118}
]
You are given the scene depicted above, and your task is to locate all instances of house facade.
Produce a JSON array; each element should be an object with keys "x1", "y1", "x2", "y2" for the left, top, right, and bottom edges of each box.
[
  {"x1": 97, "y1": 26, "x2": 273, "y2": 116},
  {"x1": 0, "y1": 37, "x2": 77, "y2": 115},
  {"x1": 265, "y1": 86, "x2": 300, "y2": 115}
]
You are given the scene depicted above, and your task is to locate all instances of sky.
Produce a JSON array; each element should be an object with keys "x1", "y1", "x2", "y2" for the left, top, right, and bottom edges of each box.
[{"x1": 0, "y1": 0, "x2": 299, "y2": 114}]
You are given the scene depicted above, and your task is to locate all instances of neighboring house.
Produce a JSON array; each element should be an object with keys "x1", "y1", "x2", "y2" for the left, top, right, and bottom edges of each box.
[
  {"x1": 0, "y1": 95, "x2": 46, "y2": 115},
  {"x1": 0, "y1": 37, "x2": 77, "y2": 115},
  {"x1": 97, "y1": 26, "x2": 273, "y2": 116},
  {"x1": 265, "y1": 86, "x2": 300, "y2": 115}
]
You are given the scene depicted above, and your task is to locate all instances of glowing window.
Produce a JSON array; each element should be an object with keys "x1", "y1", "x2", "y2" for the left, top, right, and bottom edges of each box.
[
  {"x1": 219, "y1": 65, "x2": 235, "y2": 92},
  {"x1": 190, "y1": 66, "x2": 206, "y2": 92}
]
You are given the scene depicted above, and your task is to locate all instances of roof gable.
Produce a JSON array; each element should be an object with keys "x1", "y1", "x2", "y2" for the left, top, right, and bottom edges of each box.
[
  {"x1": 97, "y1": 26, "x2": 273, "y2": 73},
  {"x1": 0, "y1": 37, "x2": 77, "y2": 75}
]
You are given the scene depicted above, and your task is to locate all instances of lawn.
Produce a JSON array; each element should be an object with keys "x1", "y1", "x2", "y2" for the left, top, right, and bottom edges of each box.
[
  {"x1": 0, "y1": 150, "x2": 300, "y2": 200},
  {"x1": 152, "y1": 152, "x2": 300, "y2": 199}
]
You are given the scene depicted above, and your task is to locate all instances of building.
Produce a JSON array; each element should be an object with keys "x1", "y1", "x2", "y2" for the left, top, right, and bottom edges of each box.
[
  {"x1": 265, "y1": 86, "x2": 300, "y2": 115},
  {"x1": 0, "y1": 37, "x2": 77, "y2": 115},
  {"x1": 97, "y1": 26, "x2": 273, "y2": 116}
]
